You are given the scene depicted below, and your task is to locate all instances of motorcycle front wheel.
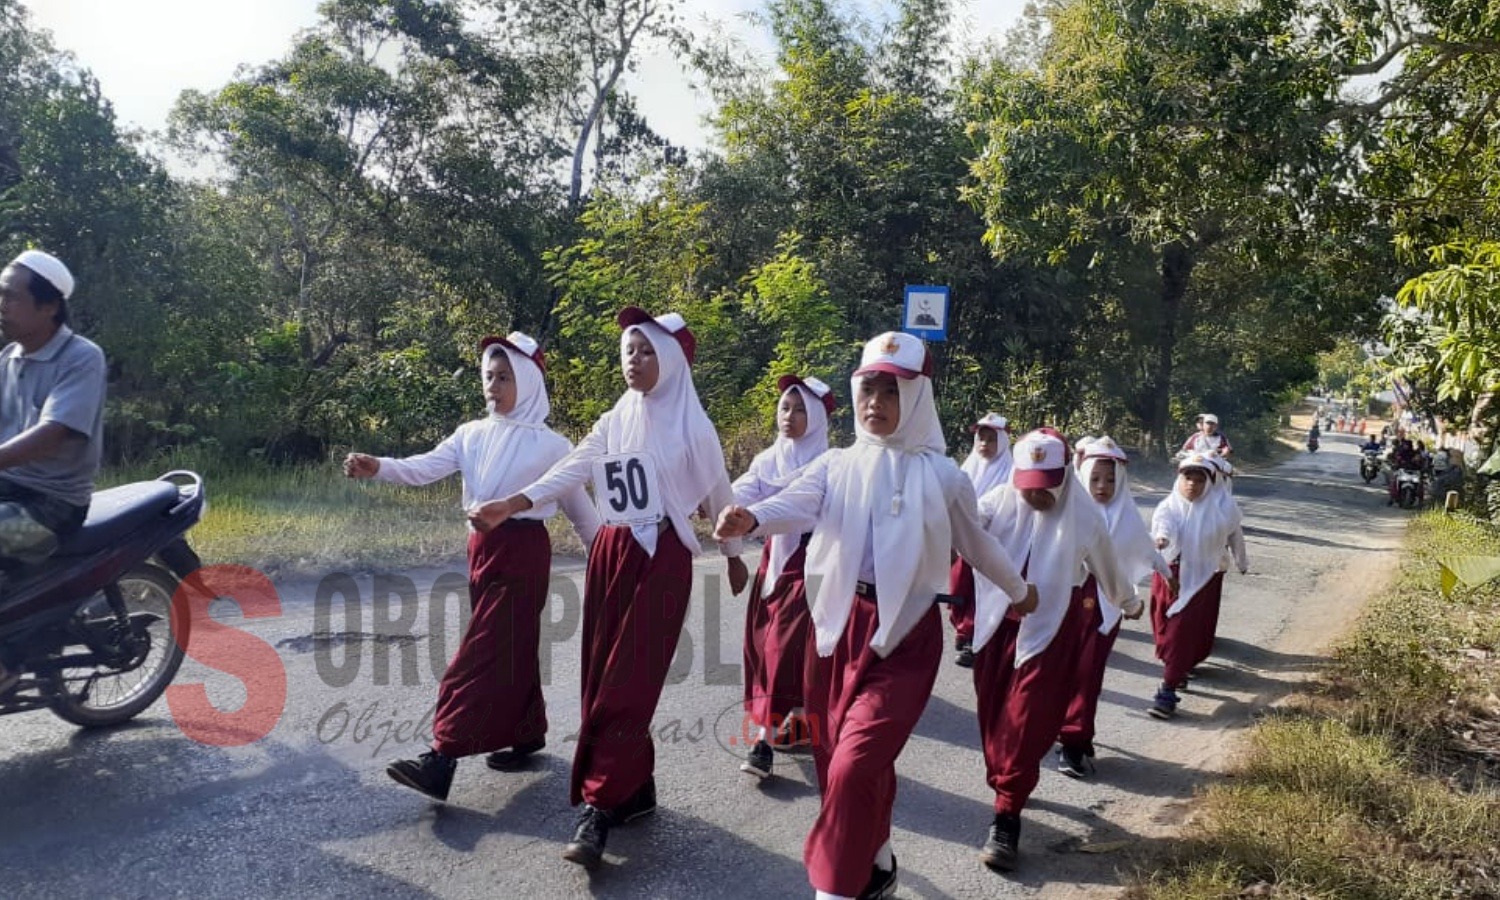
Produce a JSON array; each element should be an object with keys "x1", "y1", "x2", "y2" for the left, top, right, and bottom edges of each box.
[{"x1": 49, "y1": 564, "x2": 190, "y2": 728}]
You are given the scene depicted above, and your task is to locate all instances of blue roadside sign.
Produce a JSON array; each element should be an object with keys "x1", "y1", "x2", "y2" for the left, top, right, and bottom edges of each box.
[{"x1": 902, "y1": 285, "x2": 949, "y2": 342}]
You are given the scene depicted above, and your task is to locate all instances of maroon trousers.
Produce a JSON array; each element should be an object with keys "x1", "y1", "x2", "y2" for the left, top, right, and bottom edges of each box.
[
  {"x1": 570, "y1": 524, "x2": 693, "y2": 811},
  {"x1": 947, "y1": 557, "x2": 975, "y2": 643},
  {"x1": 1151, "y1": 567, "x2": 1225, "y2": 687},
  {"x1": 1058, "y1": 575, "x2": 1121, "y2": 751},
  {"x1": 974, "y1": 588, "x2": 1088, "y2": 815},
  {"x1": 743, "y1": 536, "x2": 812, "y2": 730},
  {"x1": 431, "y1": 519, "x2": 551, "y2": 758},
  {"x1": 803, "y1": 595, "x2": 942, "y2": 896}
]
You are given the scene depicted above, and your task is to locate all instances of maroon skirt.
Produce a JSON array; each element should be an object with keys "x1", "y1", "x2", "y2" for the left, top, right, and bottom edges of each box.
[
  {"x1": 745, "y1": 534, "x2": 811, "y2": 730},
  {"x1": 430, "y1": 518, "x2": 552, "y2": 758},
  {"x1": 570, "y1": 523, "x2": 693, "y2": 811},
  {"x1": 1151, "y1": 566, "x2": 1224, "y2": 686}
]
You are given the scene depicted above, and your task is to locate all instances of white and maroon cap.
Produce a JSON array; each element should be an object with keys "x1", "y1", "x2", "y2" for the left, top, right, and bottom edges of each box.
[
  {"x1": 1083, "y1": 435, "x2": 1128, "y2": 463},
  {"x1": 777, "y1": 373, "x2": 837, "y2": 415},
  {"x1": 1012, "y1": 428, "x2": 1070, "y2": 489},
  {"x1": 970, "y1": 412, "x2": 1010, "y2": 434},
  {"x1": 480, "y1": 331, "x2": 546, "y2": 372},
  {"x1": 1178, "y1": 452, "x2": 1215, "y2": 476},
  {"x1": 11, "y1": 249, "x2": 74, "y2": 300},
  {"x1": 853, "y1": 331, "x2": 933, "y2": 379},
  {"x1": 617, "y1": 306, "x2": 696, "y2": 365}
]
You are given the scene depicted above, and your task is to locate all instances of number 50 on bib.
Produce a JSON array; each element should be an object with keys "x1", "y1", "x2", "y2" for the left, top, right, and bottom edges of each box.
[{"x1": 591, "y1": 452, "x2": 663, "y2": 526}]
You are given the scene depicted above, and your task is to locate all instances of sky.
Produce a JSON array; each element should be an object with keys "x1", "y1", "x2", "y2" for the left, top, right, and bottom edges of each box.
[{"x1": 24, "y1": 0, "x2": 1030, "y2": 167}]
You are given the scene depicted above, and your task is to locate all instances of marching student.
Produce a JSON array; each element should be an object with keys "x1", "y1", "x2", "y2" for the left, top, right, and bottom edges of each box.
[
  {"x1": 970, "y1": 428, "x2": 1141, "y2": 872},
  {"x1": 344, "y1": 333, "x2": 600, "y2": 801},
  {"x1": 1147, "y1": 453, "x2": 1248, "y2": 720},
  {"x1": 733, "y1": 373, "x2": 836, "y2": 779},
  {"x1": 715, "y1": 332, "x2": 1039, "y2": 900},
  {"x1": 951, "y1": 413, "x2": 1013, "y2": 668},
  {"x1": 1055, "y1": 436, "x2": 1168, "y2": 778},
  {"x1": 471, "y1": 307, "x2": 748, "y2": 870}
]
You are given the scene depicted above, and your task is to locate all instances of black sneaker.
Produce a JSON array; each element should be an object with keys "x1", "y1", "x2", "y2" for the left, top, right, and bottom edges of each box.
[
  {"x1": 485, "y1": 737, "x2": 546, "y2": 772},
  {"x1": 1056, "y1": 745, "x2": 1090, "y2": 779},
  {"x1": 740, "y1": 740, "x2": 773, "y2": 779},
  {"x1": 1148, "y1": 687, "x2": 1180, "y2": 720},
  {"x1": 385, "y1": 749, "x2": 457, "y2": 802},
  {"x1": 611, "y1": 776, "x2": 657, "y2": 825},
  {"x1": 561, "y1": 804, "x2": 610, "y2": 870},
  {"x1": 980, "y1": 812, "x2": 1021, "y2": 871},
  {"x1": 954, "y1": 641, "x2": 975, "y2": 668},
  {"x1": 857, "y1": 854, "x2": 898, "y2": 899},
  {"x1": 771, "y1": 716, "x2": 814, "y2": 754}
]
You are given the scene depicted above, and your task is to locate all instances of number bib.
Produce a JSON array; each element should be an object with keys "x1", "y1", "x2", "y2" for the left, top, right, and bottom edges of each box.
[{"x1": 591, "y1": 452, "x2": 663, "y2": 526}]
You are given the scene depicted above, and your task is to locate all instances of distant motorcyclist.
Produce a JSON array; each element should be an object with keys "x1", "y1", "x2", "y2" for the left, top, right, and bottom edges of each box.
[
  {"x1": 1182, "y1": 413, "x2": 1232, "y2": 458},
  {"x1": 1388, "y1": 439, "x2": 1421, "y2": 505}
]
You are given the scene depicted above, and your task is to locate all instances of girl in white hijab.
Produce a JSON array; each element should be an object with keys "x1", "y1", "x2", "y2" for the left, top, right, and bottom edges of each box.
[
  {"x1": 343, "y1": 333, "x2": 600, "y2": 803},
  {"x1": 476, "y1": 307, "x2": 747, "y2": 870},
  {"x1": 951, "y1": 413, "x2": 1013, "y2": 667},
  {"x1": 1147, "y1": 453, "x2": 1248, "y2": 720},
  {"x1": 732, "y1": 374, "x2": 835, "y2": 779},
  {"x1": 715, "y1": 332, "x2": 1037, "y2": 900},
  {"x1": 968, "y1": 428, "x2": 1141, "y2": 873},
  {"x1": 1055, "y1": 437, "x2": 1169, "y2": 778}
]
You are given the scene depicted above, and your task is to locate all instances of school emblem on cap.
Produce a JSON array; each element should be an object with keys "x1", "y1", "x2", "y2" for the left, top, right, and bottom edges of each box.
[
  {"x1": 1030, "y1": 445, "x2": 1047, "y2": 464},
  {"x1": 883, "y1": 334, "x2": 901, "y2": 356}
]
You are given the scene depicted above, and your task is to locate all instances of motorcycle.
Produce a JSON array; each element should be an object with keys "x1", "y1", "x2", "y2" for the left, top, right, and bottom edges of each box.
[
  {"x1": 1394, "y1": 467, "x2": 1426, "y2": 510},
  {"x1": 1307, "y1": 433, "x2": 1320, "y2": 453},
  {"x1": 0, "y1": 471, "x2": 203, "y2": 727},
  {"x1": 1360, "y1": 449, "x2": 1382, "y2": 483}
]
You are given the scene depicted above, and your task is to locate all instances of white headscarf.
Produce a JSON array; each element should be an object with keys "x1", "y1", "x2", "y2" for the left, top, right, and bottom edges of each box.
[
  {"x1": 961, "y1": 428, "x2": 1012, "y2": 498},
  {"x1": 805, "y1": 373, "x2": 950, "y2": 658},
  {"x1": 610, "y1": 323, "x2": 727, "y2": 556},
  {"x1": 1078, "y1": 448, "x2": 1161, "y2": 633},
  {"x1": 753, "y1": 385, "x2": 830, "y2": 596},
  {"x1": 974, "y1": 448, "x2": 1104, "y2": 664},
  {"x1": 1152, "y1": 460, "x2": 1242, "y2": 617},
  {"x1": 461, "y1": 341, "x2": 555, "y2": 509}
]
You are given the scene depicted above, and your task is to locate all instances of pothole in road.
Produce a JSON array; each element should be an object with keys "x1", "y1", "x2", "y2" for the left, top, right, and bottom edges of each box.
[{"x1": 276, "y1": 631, "x2": 425, "y2": 653}]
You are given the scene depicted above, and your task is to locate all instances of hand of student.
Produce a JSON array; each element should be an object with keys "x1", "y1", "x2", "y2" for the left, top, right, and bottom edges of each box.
[
  {"x1": 727, "y1": 556, "x2": 749, "y2": 595},
  {"x1": 470, "y1": 496, "x2": 529, "y2": 532},
  {"x1": 715, "y1": 505, "x2": 756, "y2": 540},
  {"x1": 1122, "y1": 597, "x2": 1145, "y2": 620},
  {"x1": 1012, "y1": 583, "x2": 1040, "y2": 616},
  {"x1": 343, "y1": 452, "x2": 379, "y2": 479}
]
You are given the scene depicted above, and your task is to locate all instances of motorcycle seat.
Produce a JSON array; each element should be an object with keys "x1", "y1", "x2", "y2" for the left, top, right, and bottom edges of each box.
[{"x1": 56, "y1": 481, "x2": 181, "y2": 557}]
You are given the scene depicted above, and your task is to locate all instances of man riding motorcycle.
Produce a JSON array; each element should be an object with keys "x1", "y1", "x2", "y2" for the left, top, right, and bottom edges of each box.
[{"x1": 0, "y1": 250, "x2": 107, "y2": 691}]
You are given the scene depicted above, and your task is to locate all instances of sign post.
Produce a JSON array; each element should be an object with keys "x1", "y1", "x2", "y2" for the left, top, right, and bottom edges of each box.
[{"x1": 902, "y1": 285, "x2": 950, "y2": 342}]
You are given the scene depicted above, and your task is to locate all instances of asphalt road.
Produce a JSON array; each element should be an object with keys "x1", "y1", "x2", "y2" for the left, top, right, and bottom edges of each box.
[{"x1": 0, "y1": 431, "x2": 1407, "y2": 899}]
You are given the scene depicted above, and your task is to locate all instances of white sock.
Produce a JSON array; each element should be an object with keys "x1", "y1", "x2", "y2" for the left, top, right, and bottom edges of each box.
[
  {"x1": 814, "y1": 893, "x2": 853, "y2": 900},
  {"x1": 874, "y1": 839, "x2": 894, "y2": 871}
]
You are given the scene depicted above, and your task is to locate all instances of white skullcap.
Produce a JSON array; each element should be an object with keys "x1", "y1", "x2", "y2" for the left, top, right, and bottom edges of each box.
[{"x1": 10, "y1": 250, "x2": 74, "y2": 300}]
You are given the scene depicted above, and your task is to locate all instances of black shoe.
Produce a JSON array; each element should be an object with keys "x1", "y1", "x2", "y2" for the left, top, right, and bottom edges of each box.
[
  {"x1": 485, "y1": 737, "x2": 546, "y2": 772},
  {"x1": 612, "y1": 776, "x2": 657, "y2": 824},
  {"x1": 385, "y1": 749, "x2": 457, "y2": 801},
  {"x1": 954, "y1": 644, "x2": 975, "y2": 668},
  {"x1": 561, "y1": 804, "x2": 610, "y2": 870},
  {"x1": 1057, "y1": 745, "x2": 1090, "y2": 779},
  {"x1": 1148, "y1": 687, "x2": 1180, "y2": 720},
  {"x1": 740, "y1": 740, "x2": 773, "y2": 779},
  {"x1": 771, "y1": 716, "x2": 814, "y2": 754},
  {"x1": 980, "y1": 812, "x2": 1021, "y2": 872},
  {"x1": 858, "y1": 854, "x2": 898, "y2": 899}
]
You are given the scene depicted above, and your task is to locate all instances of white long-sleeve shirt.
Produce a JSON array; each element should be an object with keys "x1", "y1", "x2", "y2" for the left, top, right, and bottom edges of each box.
[
  {"x1": 521, "y1": 410, "x2": 744, "y2": 558},
  {"x1": 376, "y1": 418, "x2": 599, "y2": 547}
]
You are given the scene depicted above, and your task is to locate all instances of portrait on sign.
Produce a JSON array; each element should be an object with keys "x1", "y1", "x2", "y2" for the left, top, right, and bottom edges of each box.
[{"x1": 905, "y1": 291, "x2": 946, "y2": 330}]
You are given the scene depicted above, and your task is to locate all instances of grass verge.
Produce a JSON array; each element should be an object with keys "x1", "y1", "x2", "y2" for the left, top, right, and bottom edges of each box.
[
  {"x1": 104, "y1": 450, "x2": 589, "y2": 575},
  {"x1": 1126, "y1": 512, "x2": 1500, "y2": 900}
]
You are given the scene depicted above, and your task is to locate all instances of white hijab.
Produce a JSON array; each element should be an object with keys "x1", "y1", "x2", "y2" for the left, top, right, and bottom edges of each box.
[
  {"x1": 463, "y1": 342, "x2": 555, "y2": 508},
  {"x1": 805, "y1": 373, "x2": 950, "y2": 658},
  {"x1": 754, "y1": 385, "x2": 830, "y2": 596},
  {"x1": 1153, "y1": 466, "x2": 1242, "y2": 617},
  {"x1": 961, "y1": 430, "x2": 1012, "y2": 498},
  {"x1": 609, "y1": 323, "x2": 727, "y2": 556},
  {"x1": 1078, "y1": 452, "x2": 1160, "y2": 633},
  {"x1": 975, "y1": 469, "x2": 1099, "y2": 664}
]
